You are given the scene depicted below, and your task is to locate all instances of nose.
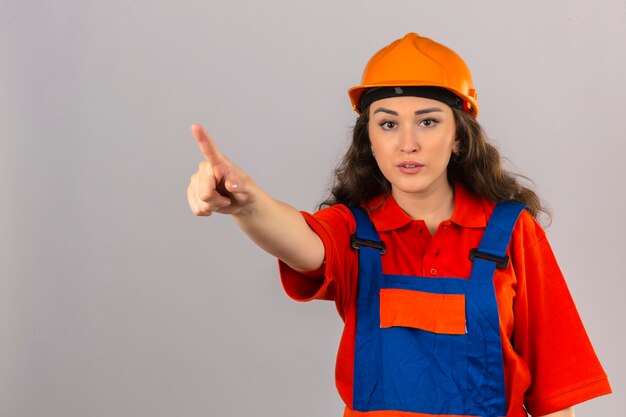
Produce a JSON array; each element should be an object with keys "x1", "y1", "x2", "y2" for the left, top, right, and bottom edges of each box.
[{"x1": 400, "y1": 125, "x2": 419, "y2": 153}]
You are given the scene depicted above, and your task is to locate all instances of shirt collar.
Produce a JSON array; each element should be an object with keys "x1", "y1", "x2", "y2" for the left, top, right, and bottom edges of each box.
[{"x1": 364, "y1": 183, "x2": 488, "y2": 232}]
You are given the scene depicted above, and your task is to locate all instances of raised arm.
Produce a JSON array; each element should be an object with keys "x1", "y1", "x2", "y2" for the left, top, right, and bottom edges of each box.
[{"x1": 187, "y1": 124, "x2": 325, "y2": 273}]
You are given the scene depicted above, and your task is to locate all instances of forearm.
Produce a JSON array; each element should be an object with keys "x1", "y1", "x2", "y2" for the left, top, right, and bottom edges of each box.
[{"x1": 232, "y1": 188, "x2": 324, "y2": 272}]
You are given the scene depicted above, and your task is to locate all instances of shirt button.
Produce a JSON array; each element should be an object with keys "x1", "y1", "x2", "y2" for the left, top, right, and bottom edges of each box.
[
  {"x1": 416, "y1": 226, "x2": 422, "y2": 233},
  {"x1": 430, "y1": 268, "x2": 438, "y2": 276}
]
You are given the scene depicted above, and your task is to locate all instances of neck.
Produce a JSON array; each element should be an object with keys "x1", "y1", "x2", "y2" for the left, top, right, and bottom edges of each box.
[{"x1": 392, "y1": 183, "x2": 455, "y2": 234}]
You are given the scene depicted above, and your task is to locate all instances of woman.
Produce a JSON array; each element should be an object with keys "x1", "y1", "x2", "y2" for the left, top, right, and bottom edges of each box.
[{"x1": 187, "y1": 33, "x2": 611, "y2": 417}]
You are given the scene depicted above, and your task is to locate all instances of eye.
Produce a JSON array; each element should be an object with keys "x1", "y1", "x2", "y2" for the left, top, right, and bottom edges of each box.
[
  {"x1": 379, "y1": 120, "x2": 397, "y2": 130},
  {"x1": 418, "y1": 118, "x2": 439, "y2": 127}
]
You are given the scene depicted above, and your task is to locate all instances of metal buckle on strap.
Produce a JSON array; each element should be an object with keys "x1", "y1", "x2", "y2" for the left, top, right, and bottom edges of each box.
[
  {"x1": 469, "y1": 248, "x2": 509, "y2": 269},
  {"x1": 351, "y1": 235, "x2": 386, "y2": 254}
]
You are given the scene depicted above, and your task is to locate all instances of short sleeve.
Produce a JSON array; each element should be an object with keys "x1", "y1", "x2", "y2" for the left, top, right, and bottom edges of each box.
[
  {"x1": 510, "y1": 212, "x2": 611, "y2": 415},
  {"x1": 278, "y1": 205, "x2": 358, "y2": 317}
]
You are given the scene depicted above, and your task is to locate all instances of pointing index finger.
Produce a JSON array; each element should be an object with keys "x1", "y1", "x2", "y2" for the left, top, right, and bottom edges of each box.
[{"x1": 191, "y1": 124, "x2": 223, "y2": 165}]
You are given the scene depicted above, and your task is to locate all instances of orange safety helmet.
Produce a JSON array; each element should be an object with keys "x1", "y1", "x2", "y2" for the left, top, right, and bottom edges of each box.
[{"x1": 348, "y1": 33, "x2": 479, "y2": 116}]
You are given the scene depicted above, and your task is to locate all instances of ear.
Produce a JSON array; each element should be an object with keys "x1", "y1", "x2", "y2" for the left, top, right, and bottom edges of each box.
[{"x1": 452, "y1": 139, "x2": 460, "y2": 155}]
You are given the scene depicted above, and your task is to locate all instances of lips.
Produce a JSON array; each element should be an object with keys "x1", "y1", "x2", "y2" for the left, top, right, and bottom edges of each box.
[
  {"x1": 397, "y1": 161, "x2": 424, "y2": 168},
  {"x1": 397, "y1": 161, "x2": 424, "y2": 173}
]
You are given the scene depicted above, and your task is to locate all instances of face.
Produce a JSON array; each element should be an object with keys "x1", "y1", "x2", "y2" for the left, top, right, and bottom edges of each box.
[{"x1": 368, "y1": 96, "x2": 458, "y2": 200}]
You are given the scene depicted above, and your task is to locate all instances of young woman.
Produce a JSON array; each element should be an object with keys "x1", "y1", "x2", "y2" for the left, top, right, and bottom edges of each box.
[{"x1": 187, "y1": 33, "x2": 611, "y2": 417}]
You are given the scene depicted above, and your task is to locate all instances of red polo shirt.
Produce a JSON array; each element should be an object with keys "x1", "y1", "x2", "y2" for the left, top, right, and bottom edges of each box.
[{"x1": 279, "y1": 184, "x2": 611, "y2": 416}]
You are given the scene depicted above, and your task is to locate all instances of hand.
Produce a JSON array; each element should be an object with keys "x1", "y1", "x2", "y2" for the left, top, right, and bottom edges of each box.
[{"x1": 187, "y1": 124, "x2": 257, "y2": 216}]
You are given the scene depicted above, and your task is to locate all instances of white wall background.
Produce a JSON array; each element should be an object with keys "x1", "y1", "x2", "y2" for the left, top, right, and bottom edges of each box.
[{"x1": 1, "y1": 0, "x2": 624, "y2": 416}]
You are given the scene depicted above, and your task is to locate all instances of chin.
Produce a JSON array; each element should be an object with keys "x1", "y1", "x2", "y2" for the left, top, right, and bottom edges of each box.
[
  {"x1": 391, "y1": 177, "x2": 450, "y2": 196},
  {"x1": 393, "y1": 183, "x2": 433, "y2": 195}
]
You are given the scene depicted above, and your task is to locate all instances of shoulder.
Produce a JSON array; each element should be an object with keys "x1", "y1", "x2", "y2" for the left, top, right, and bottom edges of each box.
[
  {"x1": 310, "y1": 204, "x2": 355, "y2": 228},
  {"x1": 469, "y1": 189, "x2": 547, "y2": 251},
  {"x1": 511, "y1": 207, "x2": 548, "y2": 252},
  {"x1": 300, "y1": 204, "x2": 357, "y2": 244},
  {"x1": 311, "y1": 195, "x2": 391, "y2": 233}
]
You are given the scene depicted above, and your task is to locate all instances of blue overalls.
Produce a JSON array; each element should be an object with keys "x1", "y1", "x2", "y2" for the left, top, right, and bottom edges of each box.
[{"x1": 349, "y1": 201, "x2": 525, "y2": 417}]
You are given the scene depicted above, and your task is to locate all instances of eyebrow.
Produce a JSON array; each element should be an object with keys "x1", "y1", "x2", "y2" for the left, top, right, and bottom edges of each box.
[{"x1": 373, "y1": 107, "x2": 444, "y2": 116}]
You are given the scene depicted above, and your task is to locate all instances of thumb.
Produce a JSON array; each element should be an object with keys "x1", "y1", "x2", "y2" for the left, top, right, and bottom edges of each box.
[
  {"x1": 223, "y1": 172, "x2": 247, "y2": 194},
  {"x1": 223, "y1": 172, "x2": 256, "y2": 204}
]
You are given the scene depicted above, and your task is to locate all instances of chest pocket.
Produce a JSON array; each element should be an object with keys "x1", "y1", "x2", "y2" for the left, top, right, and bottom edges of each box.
[{"x1": 380, "y1": 288, "x2": 466, "y2": 335}]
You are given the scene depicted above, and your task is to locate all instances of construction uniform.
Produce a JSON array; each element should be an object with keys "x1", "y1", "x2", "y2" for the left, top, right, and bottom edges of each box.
[{"x1": 279, "y1": 184, "x2": 611, "y2": 416}]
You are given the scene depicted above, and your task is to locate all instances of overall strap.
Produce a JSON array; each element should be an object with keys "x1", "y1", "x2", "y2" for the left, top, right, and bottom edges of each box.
[
  {"x1": 470, "y1": 201, "x2": 526, "y2": 283},
  {"x1": 349, "y1": 207, "x2": 384, "y2": 273},
  {"x1": 349, "y1": 207, "x2": 386, "y2": 254}
]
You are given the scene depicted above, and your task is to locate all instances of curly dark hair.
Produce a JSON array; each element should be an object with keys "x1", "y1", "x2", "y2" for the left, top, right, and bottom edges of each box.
[{"x1": 319, "y1": 106, "x2": 550, "y2": 222}]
